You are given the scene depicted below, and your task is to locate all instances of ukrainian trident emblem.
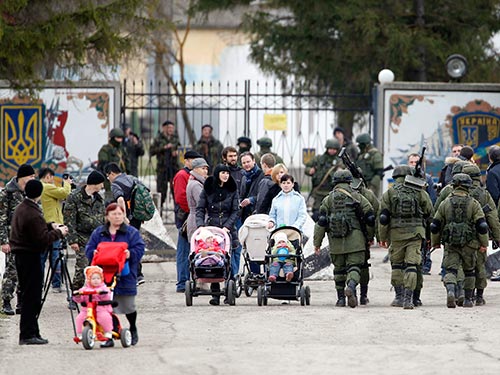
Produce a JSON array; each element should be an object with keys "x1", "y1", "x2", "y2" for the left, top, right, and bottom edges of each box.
[{"x1": 1, "y1": 105, "x2": 43, "y2": 170}]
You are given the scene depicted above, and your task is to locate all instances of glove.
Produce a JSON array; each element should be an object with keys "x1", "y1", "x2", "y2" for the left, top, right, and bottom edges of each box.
[{"x1": 492, "y1": 240, "x2": 499, "y2": 250}]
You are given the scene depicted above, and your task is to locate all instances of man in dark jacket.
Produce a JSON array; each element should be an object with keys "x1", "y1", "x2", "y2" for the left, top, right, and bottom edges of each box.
[
  {"x1": 194, "y1": 124, "x2": 224, "y2": 172},
  {"x1": 486, "y1": 146, "x2": 500, "y2": 205},
  {"x1": 11, "y1": 180, "x2": 68, "y2": 344},
  {"x1": 222, "y1": 146, "x2": 243, "y2": 190},
  {"x1": 239, "y1": 152, "x2": 264, "y2": 223},
  {"x1": 123, "y1": 125, "x2": 145, "y2": 177}
]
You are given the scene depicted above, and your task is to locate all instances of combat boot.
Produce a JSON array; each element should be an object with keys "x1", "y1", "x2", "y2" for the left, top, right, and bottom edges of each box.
[
  {"x1": 402, "y1": 288, "x2": 414, "y2": 309},
  {"x1": 463, "y1": 289, "x2": 474, "y2": 308},
  {"x1": 446, "y1": 284, "x2": 456, "y2": 308},
  {"x1": 413, "y1": 288, "x2": 423, "y2": 307},
  {"x1": 2, "y1": 300, "x2": 15, "y2": 315},
  {"x1": 456, "y1": 281, "x2": 464, "y2": 306},
  {"x1": 475, "y1": 289, "x2": 486, "y2": 306},
  {"x1": 360, "y1": 284, "x2": 369, "y2": 305},
  {"x1": 390, "y1": 286, "x2": 403, "y2": 307},
  {"x1": 336, "y1": 289, "x2": 346, "y2": 307},
  {"x1": 344, "y1": 280, "x2": 358, "y2": 308}
]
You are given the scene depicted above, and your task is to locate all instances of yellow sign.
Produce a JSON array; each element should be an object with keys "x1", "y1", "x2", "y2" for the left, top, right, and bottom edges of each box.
[{"x1": 264, "y1": 114, "x2": 287, "y2": 131}]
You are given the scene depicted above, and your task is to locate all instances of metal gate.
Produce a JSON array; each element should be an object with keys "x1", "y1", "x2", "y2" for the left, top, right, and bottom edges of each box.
[{"x1": 121, "y1": 79, "x2": 372, "y2": 189}]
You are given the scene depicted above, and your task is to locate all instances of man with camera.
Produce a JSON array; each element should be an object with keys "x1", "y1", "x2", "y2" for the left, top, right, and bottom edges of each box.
[{"x1": 38, "y1": 168, "x2": 72, "y2": 293}]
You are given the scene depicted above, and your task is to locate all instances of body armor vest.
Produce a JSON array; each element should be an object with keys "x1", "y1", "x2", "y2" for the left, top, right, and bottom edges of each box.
[
  {"x1": 389, "y1": 184, "x2": 423, "y2": 228},
  {"x1": 328, "y1": 188, "x2": 361, "y2": 238},
  {"x1": 443, "y1": 195, "x2": 473, "y2": 246}
]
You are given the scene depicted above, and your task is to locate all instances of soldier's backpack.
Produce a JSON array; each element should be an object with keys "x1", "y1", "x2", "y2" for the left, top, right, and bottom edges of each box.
[
  {"x1": 443, "y1": 195, "x2": 473, "y2": 246},
  {"x1": 131, "y1": 183, "x2": 155, "y2": 222}
]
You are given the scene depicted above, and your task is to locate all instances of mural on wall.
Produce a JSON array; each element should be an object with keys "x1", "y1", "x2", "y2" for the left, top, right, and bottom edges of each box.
[
  {"x1": 382, "y1": 88, "x2": 500, "y2": 186},
  {"x1": 0, "y1": 86, "x2": 117, "y2": 186}
]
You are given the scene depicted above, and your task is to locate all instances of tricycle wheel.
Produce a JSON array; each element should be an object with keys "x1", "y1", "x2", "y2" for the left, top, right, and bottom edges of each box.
[
  {"x1": 120, "y1": 328, "x2": 132, "y2": 347},
  {"x1": 82, "y1": 325, "x2": 95, "y2": 350}
]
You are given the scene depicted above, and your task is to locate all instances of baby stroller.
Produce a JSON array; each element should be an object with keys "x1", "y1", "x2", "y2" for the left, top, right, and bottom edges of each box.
[
  {"x1": 238, "y1": 214, "x2": 270, "y2": 297},
  {"x1": 72, "y1": 242, "x2": 132, "y2": 350},
  {"x1": 256, "y1": 226, "x2": 311, "y2": 306},
  {"x1": 185, "y1": 226, "x2": 237, "y2": 306}
]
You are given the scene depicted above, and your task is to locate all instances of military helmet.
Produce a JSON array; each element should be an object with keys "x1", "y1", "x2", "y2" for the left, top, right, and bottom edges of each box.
[
  {"x1": 257, "y1": 137, "x2": 273, "y2": 147},
  {"x1": 325, "y1": 138, "x2": 341, "y2": 150},
  {"x1": 356, "y1": 133, "x2": 371, "y2": 144},
  {"x1": 451, "y1": 160, "x2": 469, "y2": 176},
  {"x1": 461, "y1": 163, "x2": 481, "y2": 180},
  {"x1": 451, "y1": 173, "x2": 473, "y2": 189},
  {"x1": 333, "y1": 169, "x2": 353, "y2": 184},
  {"x1": 109, "y1": 128, "x2": 125, "y2": 138},
  {"x1": 392, "y1": 165, "x2": 412, "y2": 178}
]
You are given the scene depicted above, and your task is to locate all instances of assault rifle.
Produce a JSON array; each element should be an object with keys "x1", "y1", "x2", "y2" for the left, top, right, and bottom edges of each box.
[
  {"x1": 339, "y1": 147, "x2": 368, "y2": 187},
  {"x1": 414, "y1": 146, "x2": 427, "y2": 179},
  {"x1": 405, "y1": 146, "x2": 427, "y2": 189}
]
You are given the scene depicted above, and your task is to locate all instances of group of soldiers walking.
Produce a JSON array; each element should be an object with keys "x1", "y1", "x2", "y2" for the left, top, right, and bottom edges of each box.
[{"x1": 310, "y1": 132, "x2": 499, "y2": 309}]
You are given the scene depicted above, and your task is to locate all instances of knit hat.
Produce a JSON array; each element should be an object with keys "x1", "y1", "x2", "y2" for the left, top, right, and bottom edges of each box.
[
  {"x1": 191, "y1": 158, "x2": 209, "y2": 169},
  {"x1": 84, "y1": 266, "x2": 104, "y2": 284},
  {"x1": 184, "y1": 150, "x2": 202, "y2": 160},
  {"x1": 25, "y1": 179, "x2": 43, "y2": 199},
  {"x1": 202, "y1": 124, "x2": 213, "y2": 130},
  {"x1": 274, "y1": 232, "x2": 288, "y2": 244},
  {"x1": 333, "y1": 126, "x2": 346, "y2": 135},
  {"x1": 196, "y1": 228, "x2": 214, "y2": 242},
  {"x1": 17, "y1": 164, "x2": 35, "y2": 179},
  {"x1": 87, "y1": 170, "x2": 105, "y2": 185}
]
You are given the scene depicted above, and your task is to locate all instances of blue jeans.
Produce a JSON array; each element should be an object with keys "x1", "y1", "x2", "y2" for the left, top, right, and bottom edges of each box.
[
  {"x1": 269, "y1": 262, "x2": 294, "y2": 278},
  {"x1": 230, "y1": 218, "x2": 243, "y2": 279},
  {"x1": 176, "y1": 229, "x2": 190, "y2": 291},
  {"x1": 40, "y1": 240, "x2": 61, "y2": 288}
]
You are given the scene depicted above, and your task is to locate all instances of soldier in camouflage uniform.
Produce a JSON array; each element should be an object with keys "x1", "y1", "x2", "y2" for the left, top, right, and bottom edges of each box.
[
  {"x1": 355, "y1": 133, "x2": 384, "y2": 197},
  {"x1": 254, "y1": 137, "x2": 284, "y2": 167},
  {"x1": 305, "y1": 139, "x2": 344, "y2": 221},
  {"x1": 314, "y1": 170, "x2": 375, "y2": 308},
  {"x1": 379, "y1": 165, "x2": 434, "y2": 309},
  {"x1": 1, "y1": 164, "x2": 36, "y2": 315},
  {"x1": 150, "y1": 121, "x2": 181, "y2": 210},
  {"x1": 352, "y1": 177, "x2": 379, "y2": 305},
  {"x1": 194, "y1": 124, "x2": 224, "y2": 172},
  {"x1": 97, "y1": 128, "x2": 129, "y2": 193},
  {"x1": 431, "y1": 173, "x2": 489, "y2": 308},
  {"x1": 63, "y1": 171, "x2": 106, "y2": 294}
]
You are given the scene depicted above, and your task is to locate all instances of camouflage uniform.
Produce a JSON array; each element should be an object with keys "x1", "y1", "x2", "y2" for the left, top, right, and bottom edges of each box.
[
  {"x1": 97, "y1": 128, "x2": 129, "y2": 192},
  {"x1": 352, "y1": 178, "x2": 379, "y2": 305},
  {"x1": 379, "y1": 166, "x2": 434, "y2": 309},
  {"x1": 0, "y1": 178, "x2": 25, "y2": 312},
  {"x1": 314, "y1": 170, "x2": 375, "y2": 308},
  {"x1": 431, "y1": 174, "x2": 489, "y2": 308},
  {"x1": 355, "y1": 133, "x2": 384, "y2": 197},
  {"x1": 194, "y1": 135, "x2": 224, "y2": 172},
  {"x1": 304, "y1": 139, "x2": 344, "y2": 221},
  {"x1": 254, "y1": 137, "x2": 284, "y2": 167},
  {"x1": 63, "y1": 186, "x2": 105, "y2": 290},
  {"x1": 150, "y1": 131, "x2": 181, "y2": 206}
]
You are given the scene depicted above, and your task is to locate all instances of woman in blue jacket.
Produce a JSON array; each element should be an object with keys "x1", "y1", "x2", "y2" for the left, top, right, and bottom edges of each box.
[
  {"x1": 86, "y1": 203, "x2": 145, "y2": 346},
  {"x1": 267, "y1": 174, "x2": 307, "y2": 231}
]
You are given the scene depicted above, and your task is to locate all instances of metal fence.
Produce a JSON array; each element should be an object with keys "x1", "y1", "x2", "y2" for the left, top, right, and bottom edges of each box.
[{"x1": 121, "y1": 79, "x2": 372, "y2": 189}]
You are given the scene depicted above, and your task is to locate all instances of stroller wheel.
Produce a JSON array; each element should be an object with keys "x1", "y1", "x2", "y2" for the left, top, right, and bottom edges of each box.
[
  {"x1": 120, "y1": 328, "x2": 132, "y2": 347},
  {"x1": 244, "y1": 274, "x2": 253, "y2": 297},
  {"x1": 305, "y1": 285, "x2": 311, "y2": 306},
  {"x1": 82, "y1": 326, "x2": 95, "y2": 350},
  {"x1": 227, "y1": 280, "x2": 236, "y2": 306},
  {"x1": 257, "y1": 285, "x2": 267, "y2": 306},
  {"x1": 185, "y1": 281, "x2": 193, "y2": 306},
  {"x1": 234, "y1": 274, "x2": 243, "y2": 298},
  {"x1": 300, "y1": 287, "x2": 306, "y2": 306}
]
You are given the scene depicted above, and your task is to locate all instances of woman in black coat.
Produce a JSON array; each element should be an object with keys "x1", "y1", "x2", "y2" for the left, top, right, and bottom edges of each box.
[{"x1": 196, "y1": 164, "x2": 240, "y2": 305}]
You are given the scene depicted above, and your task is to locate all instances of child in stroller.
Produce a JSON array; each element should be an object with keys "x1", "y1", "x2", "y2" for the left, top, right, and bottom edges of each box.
[
  {"x1": 185, "y1": 226, "x2": 237, "y2": 306},
  {"x1": 268, "y1": 232, "x2": 296, "y2": 283},
  {"x1": 73, "y1": 266, "x2": 114, "y2": 347}
]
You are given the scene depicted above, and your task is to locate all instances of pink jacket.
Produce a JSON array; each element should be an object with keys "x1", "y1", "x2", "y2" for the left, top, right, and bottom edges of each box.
[{"x1": 73, "y1": 283, "x2": 113, "y2": 314}]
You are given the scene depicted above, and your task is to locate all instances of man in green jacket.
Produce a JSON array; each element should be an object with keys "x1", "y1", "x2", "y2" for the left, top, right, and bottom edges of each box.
[
  {"x1": 313, "y1": 170, "x2": 375, "y2": 308},
  {"x1": 355, "y1": 133, "x2": 383, "y2": 197}
]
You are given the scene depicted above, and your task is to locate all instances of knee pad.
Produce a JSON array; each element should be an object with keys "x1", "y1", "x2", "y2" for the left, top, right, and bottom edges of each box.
[{"x1": 333, "y1": 268, "x2": 347, "y2": 276}]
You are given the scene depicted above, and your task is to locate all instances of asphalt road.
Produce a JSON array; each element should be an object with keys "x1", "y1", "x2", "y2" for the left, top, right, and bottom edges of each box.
[{"x1": 1, "y1": 247, "x2": 500, "y2": 375}]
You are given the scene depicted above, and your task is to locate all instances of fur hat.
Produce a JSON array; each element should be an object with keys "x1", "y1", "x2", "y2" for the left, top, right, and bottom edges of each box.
[
  {"x1": 87, "y1": 170, "x2": 105, "y2": 185},
  {"x1": 84, "y1": 266, "x2": 104, "y2": 284},
  {"x1": 274, "y1": 232, "x2": 288, "y2": 244},
  {"x1": 25, "y1": 180, "x2": 43, "y2": 199},
  {"x1": 196, "y1": 228, "x2": 214, "y2": 242},
  {"x1": 17, "y1": 164, "x2": 35, "y2": 179}
]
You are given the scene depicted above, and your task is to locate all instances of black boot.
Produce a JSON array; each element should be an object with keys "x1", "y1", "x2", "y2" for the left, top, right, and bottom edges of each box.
[
  {"x1": 456, "y1": 281, "x2": 464, "y2": 306},
  {"x1": 360, "y1": 284, "x2": 369, "y2": 305},
  {"x1": 475, "y1": 288, "x2": 485, "y2": 306},
  {"x1": 391, "y1": 286, "x2": 403, "y2": 307},
  {"x1": 2, "y1": 300, "x2": 15, "y2": 315},
  {"x1": 335, "y1": 289, "x2": 346, "y2": 307},
  {"x1": 463, "y1": 289, "x2": 474, "y2": 308},
  {"x1": 403, "y1": 288, "x2": 414, "y2": 310},
  {"x1": 446, "y1": 283, "x2": 456, "y2": 308},
  {"x1": 344, "y1": 280, "x2": 358, "y2": 308},
  {"x1": 413, "y1": 288, "x2": 422, "y2": 307}
]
